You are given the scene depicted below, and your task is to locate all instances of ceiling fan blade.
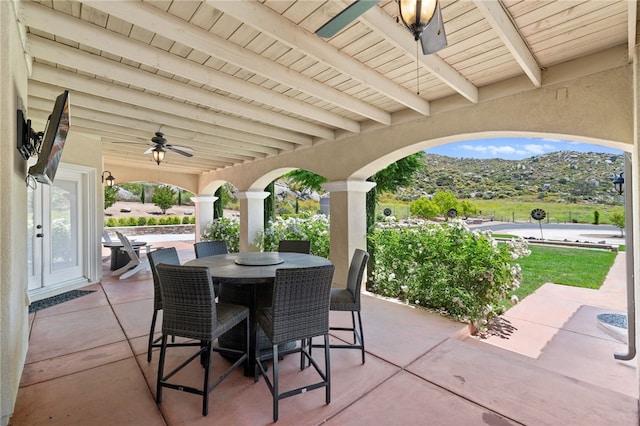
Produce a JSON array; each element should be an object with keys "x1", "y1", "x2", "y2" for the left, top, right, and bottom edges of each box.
[
  {"x1": 143, "y1": 146, "x2": 155, "y2": 154},
  {"x1": 420, "y1": 3, "x2": 447, "y2": 55},
  {"x1": 315, "y1": 0, "x2": 379, "y2": 38},
  {"x1": 167, "y1": 146, "x2": 194, "y2": 157}
]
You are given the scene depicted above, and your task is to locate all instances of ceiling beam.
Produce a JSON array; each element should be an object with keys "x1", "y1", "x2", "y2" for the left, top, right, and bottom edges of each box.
[
  {"x1": 29, "y1": 79, "x2": 294, "y2": 155},
  {"x1": 628, "y1": 0, "x2": 637, "y2": 63},
  {"x1": 210, "y1": 0, "x2": 431, "y2": 115},
  {"x1": 30, "y1": 63, "x2": 312, "y2": 150},
  {"x1": 83, "y1": 0, "x2": 391, "y2": 126},
  {"x1": 26, "y1": 35, "x2": 333, "y2": 140},
  {"x1": 361, "y1": 3, "x2": 478, "y2": 103},
  {"x1": 473, "y1": 0, "x2": 542, "y2": 87},
  {"x1": 25, "y1": 110, "x2": 263, "y2": 164},
  {"x1": 20, "y1": 1, "x2": 360, "y2": 134}
]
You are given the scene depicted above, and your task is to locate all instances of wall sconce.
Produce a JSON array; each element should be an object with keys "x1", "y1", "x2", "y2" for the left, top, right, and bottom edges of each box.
[
  {"x1": 102, "y1": 171, "x2": 116, "y2": 187},
  {"x1": 152, "y1": 147, "x2": 165, "y2": 165},
  {"x1": 398, "y1": 0, "x2": 438, "y2": 41},
  {"x1": 613, "y1": 172, "x2": 624, "y2": 195}
]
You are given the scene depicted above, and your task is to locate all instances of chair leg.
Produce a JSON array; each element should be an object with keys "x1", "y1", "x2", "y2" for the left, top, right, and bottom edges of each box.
[
  {"x1": 202, "y1": 341, "x2": 212, "y2": 416},
  {"x1": 111, "y1": 259, "x2": 138, "y2": 277},
  {"x1": 357, "y1": 311, "x2": 365, "y2": 364},
  {"x1": 351, "y1": 311, "x2": 357, "y2": 344},
  {"x1": 119, "y1": 263, "x2": 144, "y2": 279},
  {"x1": 156, "y1": 334, "x2": 168, "y2": 404},
  {"x1": 272, "y1": 344, "x2": 279, "y2": 422},
  {"x1": 147, "y1": 309, "x2": 158, "y2": 362},
  {"x1": 324, "y1": 334, "x2": 331, "y2": 404}
]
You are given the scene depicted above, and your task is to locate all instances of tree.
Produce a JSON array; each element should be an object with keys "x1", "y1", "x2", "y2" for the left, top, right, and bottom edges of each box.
[
  {"x1": 410, "y1": 197, "x2": 439, "y2": 219},
  {"x1": 432, "y1": 190, "x2": 459, "y2": 216},
  {"x1": 104, "y1": 186, "x2": 117, "y2": 209},
  {"x1": 611, "y1": 212, "x2": 625, "y2": 236},
  {"x1": 285, "y1": 153, "x2": 425, "y2": 231},
  {"x1": 151, "y1": 185, "x2": 175, "y2": 214},
  {"x1": 264, "y1": 181, "x2": 275, "y2": 225},
  {"x1": 214, "y1": 187, "x2": 224, "y2": 219},
  {"x1": 458, "y1": 200, "x2": 478, "y2": 218}
]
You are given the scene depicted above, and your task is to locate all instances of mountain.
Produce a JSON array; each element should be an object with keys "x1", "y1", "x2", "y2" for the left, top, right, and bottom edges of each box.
[{"x1": 396, "y1": 151, "x2": 624, "y2": 205}]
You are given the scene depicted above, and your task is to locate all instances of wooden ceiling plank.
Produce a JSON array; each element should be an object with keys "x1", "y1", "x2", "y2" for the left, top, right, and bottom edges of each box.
[
  {"x1": 210, "y1": 0, "x2": 430, "y2": 115},
  {"x1": 86, "y1": 0, "x2": 390, "y2": 125},
  {"x1": 29, "y1": 64, "x2": 302, "y2": 150}
]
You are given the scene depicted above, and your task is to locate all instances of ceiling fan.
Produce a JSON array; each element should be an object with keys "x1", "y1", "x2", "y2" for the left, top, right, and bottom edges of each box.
[
  {"x1": 145, "y1": 132, "x2": 194, "y2": 165},
  {"x1": 315, "y1": 0, "x2": 447, "y2": 55}
]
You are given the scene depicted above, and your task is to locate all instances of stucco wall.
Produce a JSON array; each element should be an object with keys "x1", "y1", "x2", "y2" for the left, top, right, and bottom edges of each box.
[
  {"x1": 1, "y1": 3, "x2": 30, "y2": 424},
  {"x1": 0, "y1": 4, "x2": 105, "y2": 422},
  {"x1": 200, "y1": 63, "x2": 633, "y2": 191}
]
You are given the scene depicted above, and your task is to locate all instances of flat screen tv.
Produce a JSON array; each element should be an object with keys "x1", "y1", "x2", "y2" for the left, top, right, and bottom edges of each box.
[{"x1": 28, "y1": 90, "x2": 70, "y2": 185}]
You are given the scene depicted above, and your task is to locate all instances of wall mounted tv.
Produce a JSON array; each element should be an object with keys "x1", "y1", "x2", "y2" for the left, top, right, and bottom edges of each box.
[{"x1": 26, "y1": 90, "x2": 71, "y2": 185}]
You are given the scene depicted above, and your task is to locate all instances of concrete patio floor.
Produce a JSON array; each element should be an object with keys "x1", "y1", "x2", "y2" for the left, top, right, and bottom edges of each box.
[{"x1": 10, "y1": 240, "x2": 638, "y2": 425}]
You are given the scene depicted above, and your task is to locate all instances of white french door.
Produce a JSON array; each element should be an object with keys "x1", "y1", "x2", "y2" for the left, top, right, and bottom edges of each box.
[{"x1": 28, "y1": 165, "x2": 94, "y2": 300}]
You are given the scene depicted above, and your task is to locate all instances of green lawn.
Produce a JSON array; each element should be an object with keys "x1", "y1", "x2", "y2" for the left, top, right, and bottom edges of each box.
[{"x1": 505, "y1": 245, "x2": 618, "y2": 310}]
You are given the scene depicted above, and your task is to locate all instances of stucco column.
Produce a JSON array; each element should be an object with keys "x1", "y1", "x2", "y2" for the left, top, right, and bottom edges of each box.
[
  {"x1": 236, "y1": 191, "x2": 269, "y2": 252},
  {"x1": 632, "y1": 45, "x2": 640, "y2": 394},
  {"x1": 321, "y1": 180, "x2": 376, "y2": 285},
  {"x1": 191, "y1": 196, "x2": 217, "y2": 242}
]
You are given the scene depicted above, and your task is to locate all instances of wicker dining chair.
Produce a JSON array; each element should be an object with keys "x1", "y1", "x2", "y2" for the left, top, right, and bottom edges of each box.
[
  {"x1": 255, "y1": 265, "x2": 334, "y2": 422},
  {"x1": 327, "y1": 249, "x2": 369, "y2": 364},
  {"x1": 277, "y1": 239, "x2": 311, "y2": 254},
  {"x1": 146, "y1": 247, "x2": 181, "y2": 362},
  {"x1": 155, "y1": 264, "x2": 249, "y2": 417},
  {"x1": 194, "y1": 240, "x2": 229, "y2": 257},
  {"x1": 194, "y1": 241, "x2": 228, "y2": 296},
  {"x1": 330, "y1": 249, "x2": 369, "y2": 364}
]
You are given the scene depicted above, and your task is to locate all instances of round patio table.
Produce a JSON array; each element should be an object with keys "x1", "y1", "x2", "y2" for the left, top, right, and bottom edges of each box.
[{"x1": 185, "y1": 252, "x2": 332, "y2": 376}]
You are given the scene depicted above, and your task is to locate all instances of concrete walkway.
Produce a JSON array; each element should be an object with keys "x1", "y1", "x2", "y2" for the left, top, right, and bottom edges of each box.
[{"x1": 481, "y1": 250, "x2": 637, "y2": 398}]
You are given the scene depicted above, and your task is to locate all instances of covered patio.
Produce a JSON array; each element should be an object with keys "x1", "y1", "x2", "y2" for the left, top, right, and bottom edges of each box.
[
  {"x1": 2, "y1": 1, "x2": 640, "y2": 424},
  {"x1": 11, "y1": 240, "x2": 637, "y2": 425}
]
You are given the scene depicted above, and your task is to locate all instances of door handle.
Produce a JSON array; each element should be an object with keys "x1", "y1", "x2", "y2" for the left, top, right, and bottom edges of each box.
[{"x1": 36, "y1": 233, "x2": 44, "y2": 238}]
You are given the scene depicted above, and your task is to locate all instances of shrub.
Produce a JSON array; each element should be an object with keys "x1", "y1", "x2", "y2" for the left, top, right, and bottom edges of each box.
[
  {"x1": 147, "y1": 217, "x2": 157, "y2": 226},
  {"x1": 171, "y1": 216, "x2": 181, "y2": 225},
  {"x1": 202, "y1": 217, "x2": 240, "y2": 253},
  {"x1": 257, "y1": 215, "x2": 329, "y2": 258},
  {"x1": 105, "y1": 217, "x2": 118, "y2": 227},
  {"x1": 368, "y1": 220, "x2": 530, "y2": 336},
  {"x1": 158, "y1": 217, "x2": 168, "y2": 225},
  {"x1": 182, "y1": 216, "x2": 191, "y2": 224},
  {"x1": 126, "y1": 217, "x2": 137, "y2": 226},
  {"x1": 137, "y1": 216, "x2": 147, "y2": 226},
  {"x1": 190, "y1": 216, "x2": 196, "y2": 224},
  {"x1": 117, "y1": 217, "x2": 129, "y2": 227}
]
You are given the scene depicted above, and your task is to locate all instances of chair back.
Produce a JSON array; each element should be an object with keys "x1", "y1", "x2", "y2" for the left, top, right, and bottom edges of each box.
[
  {"x1": 269, "y1": 265, "x2": 334, "y2": 345},
  {"x1": 102, "y1": 231, "x2": 113, "y2": 243},
  {"x1": 194, "y1": 240, "x2": 229, "y2": 258},
  {"x1": 115, "y1": 231, "x2": 141, "y2": 263},
  {"x1": 147, "y1": 248, "x2": 180, "y2": 310},
  {"x1": 277, "y1": 240, "x2": 311, "y2": 254},
  {"x1": 156, "y1": 264, "x2": 217, "y2": 341},
  {"x1": 346, "y1": 249, "x2": 369, "y2": 307}
]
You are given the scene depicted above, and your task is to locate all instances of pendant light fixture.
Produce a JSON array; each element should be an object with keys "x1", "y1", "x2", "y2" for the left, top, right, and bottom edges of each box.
[
  {"x1": 398, "y1": 0, "x2": 438, "y2": 41},
  {"x1": 152, "y1": 147, "x2": 165, "y2": 165}
]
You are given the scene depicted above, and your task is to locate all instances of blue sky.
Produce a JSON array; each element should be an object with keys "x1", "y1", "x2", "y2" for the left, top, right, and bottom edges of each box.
[{"x1": 425, "y1": 137, "x2": 622, "y2": 160}]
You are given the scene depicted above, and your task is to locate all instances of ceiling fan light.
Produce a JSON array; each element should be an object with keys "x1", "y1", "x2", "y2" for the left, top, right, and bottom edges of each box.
[
  {"x1": 152, "y1": 147, "x2": 165, "y2": 165},
  {"x1": 399, "y1": 0, "x2": 438, "y2": 40}
]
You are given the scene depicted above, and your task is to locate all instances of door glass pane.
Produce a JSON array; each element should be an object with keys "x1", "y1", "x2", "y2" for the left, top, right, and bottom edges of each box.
[{"x1": 51, "y1": 180, "x2": 78, "y2": 271}]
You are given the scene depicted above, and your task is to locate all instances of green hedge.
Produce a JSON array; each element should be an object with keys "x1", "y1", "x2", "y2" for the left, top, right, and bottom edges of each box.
[{"x1": 104, "y1": 215, "x2": 195, "y2": 227}]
